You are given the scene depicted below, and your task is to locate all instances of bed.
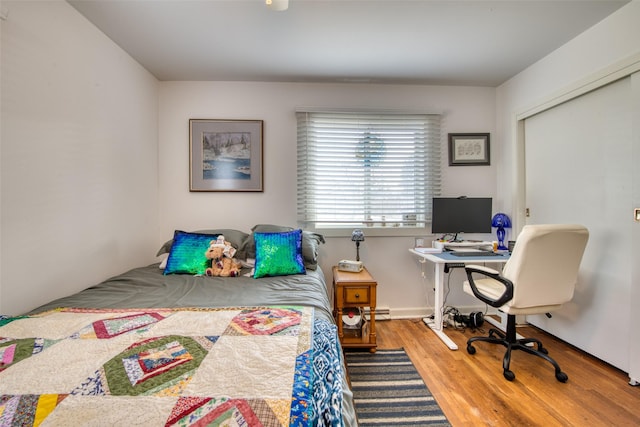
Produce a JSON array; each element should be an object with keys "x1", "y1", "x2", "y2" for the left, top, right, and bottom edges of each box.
[{"x1": 0, "y1": 226, "x2": 358, "y2": 426}]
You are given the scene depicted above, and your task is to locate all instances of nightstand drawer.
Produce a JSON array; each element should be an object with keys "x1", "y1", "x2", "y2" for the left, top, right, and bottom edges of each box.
[{"x1": 344, "y1": 287, "x2": 370, "y2": 304}]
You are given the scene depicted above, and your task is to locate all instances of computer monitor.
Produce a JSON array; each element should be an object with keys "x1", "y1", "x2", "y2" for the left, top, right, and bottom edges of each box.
[{"x1": 431, "y1": 197, "x2": 492, "y2": 240}]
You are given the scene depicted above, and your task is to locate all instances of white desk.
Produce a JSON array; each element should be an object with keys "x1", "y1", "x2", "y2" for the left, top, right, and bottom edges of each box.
[{"x1": 409, "y1": 249, "x2": 510, "y2": 350}]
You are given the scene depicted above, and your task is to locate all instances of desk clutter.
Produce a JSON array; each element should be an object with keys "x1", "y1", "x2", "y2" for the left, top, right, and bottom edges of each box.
[
  {"x1": 414, "y1": 240, "x2": 509, "y2": 254},
  {"x1": 444, "y1": 240, "x2": 495, "y2": 251},
  {"x1": 450, "y1": 250, "x2": 505, "y2": 257},
  {"x1": 413, "y1": 247, "x2": 443, "y2": 254}
]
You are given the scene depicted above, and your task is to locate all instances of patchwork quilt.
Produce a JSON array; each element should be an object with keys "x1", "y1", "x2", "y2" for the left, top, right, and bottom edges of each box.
[{"x1": 0, "y1": 307, "x2": 343, "y2": 426}]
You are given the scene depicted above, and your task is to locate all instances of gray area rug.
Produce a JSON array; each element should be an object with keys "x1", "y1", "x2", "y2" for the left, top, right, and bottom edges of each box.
[{"x1": 344, "y1": 348, "x2": 451, "y2": 426}]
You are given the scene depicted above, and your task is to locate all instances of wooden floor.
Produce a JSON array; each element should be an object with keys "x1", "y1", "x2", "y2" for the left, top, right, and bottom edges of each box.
[{"x1": 372, "y1": 318, "x2": 640, "y2": 426}]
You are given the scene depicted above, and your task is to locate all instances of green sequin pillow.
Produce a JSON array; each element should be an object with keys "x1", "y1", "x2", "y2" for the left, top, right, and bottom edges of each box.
[
  {"x1": 253, "y1": 229, "x2": 306, "y2": 278},
  {"x1": 164, "y1": 230, "x2": 219, "y2": 275}
]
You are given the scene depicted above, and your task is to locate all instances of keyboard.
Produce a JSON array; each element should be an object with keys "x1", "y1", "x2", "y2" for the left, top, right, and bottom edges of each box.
[
  {"x1": 444, "y1": 241, "x2": 488, "y2": 248},
  {"x1": 450, "y1": 251, "x2": 504, "y2": 257}
]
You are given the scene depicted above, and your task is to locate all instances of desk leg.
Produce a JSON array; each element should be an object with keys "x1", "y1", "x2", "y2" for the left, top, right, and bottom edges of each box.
[
  {"x1": 422, "y1": 318, "x2": 458, "y2": 350},
  {"x1": 422, "y1": 263, "x2": 458, "y2": 350}
]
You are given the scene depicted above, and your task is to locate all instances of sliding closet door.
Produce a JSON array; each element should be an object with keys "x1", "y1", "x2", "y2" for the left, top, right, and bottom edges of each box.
[{"x1": 524, "y1": 76, "x2": 633, "y2": 372}]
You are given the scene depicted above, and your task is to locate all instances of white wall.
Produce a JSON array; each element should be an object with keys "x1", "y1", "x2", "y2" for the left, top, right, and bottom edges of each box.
[
  {"x1": 496, "y1": 1, "x2": 640, "y2": 224},
  {"x1": 159, "y1": 82, "x2": 497, "y2": 317},
  {"x1": 0, "y1": 1, "x2": 160, "y2": 314}
]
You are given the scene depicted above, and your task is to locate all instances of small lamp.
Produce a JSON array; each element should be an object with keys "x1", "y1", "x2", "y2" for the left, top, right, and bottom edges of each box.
[
  {"x1": 491, "y1": 213, "x2": 512, "y2": 251},
  {"x1": 351, "y1": 229, "x2": 365, "y2": 261}
]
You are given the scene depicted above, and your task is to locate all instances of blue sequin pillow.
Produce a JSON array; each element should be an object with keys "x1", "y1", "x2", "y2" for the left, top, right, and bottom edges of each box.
[
  {"x1": 164, "y1": 230, "x2": 219, "y2": 275},
  {"x1": 253, "y1": 229, "x2": 306, "y2": 278}
]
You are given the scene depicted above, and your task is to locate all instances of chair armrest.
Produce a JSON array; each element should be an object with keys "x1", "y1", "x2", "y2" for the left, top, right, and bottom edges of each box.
[
  {"x1": 465, "y1": 265, "x2": 500, "y2": 276},
  {"x1": 464, "y1": 265, "x2": 514, "y2": 307}
]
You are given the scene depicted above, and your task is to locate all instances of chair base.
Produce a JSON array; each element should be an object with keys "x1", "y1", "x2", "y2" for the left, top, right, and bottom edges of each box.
[{"x1": 466, "y1": 314, "x2": 568, "y2": 382}]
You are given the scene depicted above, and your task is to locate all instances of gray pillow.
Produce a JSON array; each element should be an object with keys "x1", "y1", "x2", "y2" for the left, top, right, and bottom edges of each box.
[
  {"x1": 157, "y1": 229, "x2": 250, "y2": 258},
  {"x1": 301, "y1": 230, "x2": 325, "y2": 270}
]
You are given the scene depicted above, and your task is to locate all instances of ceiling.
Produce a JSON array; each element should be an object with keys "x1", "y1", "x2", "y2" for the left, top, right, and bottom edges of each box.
[{"x1": 68, "y1": 0, "x2": 629, "y2": 87}]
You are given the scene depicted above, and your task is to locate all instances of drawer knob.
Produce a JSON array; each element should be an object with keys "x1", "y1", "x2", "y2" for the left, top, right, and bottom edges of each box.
[{"x1": 355, "y1": 293, "x2": 360, "y2": 298}]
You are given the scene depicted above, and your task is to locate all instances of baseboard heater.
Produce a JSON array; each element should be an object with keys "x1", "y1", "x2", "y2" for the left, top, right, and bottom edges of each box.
[{"x1": 363, "y1": 307, "x2": 390, "y2": 320}]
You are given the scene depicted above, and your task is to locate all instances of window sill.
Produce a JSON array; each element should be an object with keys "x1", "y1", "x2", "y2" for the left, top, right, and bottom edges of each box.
[{"x1": 307, "y1": 226, "x2": 433, "y2": 238}]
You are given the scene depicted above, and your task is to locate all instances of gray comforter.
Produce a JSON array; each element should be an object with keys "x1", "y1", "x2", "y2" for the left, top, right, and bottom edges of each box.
[{"x1": 30, "y1": 264, "x2": 333, "y2": 321}]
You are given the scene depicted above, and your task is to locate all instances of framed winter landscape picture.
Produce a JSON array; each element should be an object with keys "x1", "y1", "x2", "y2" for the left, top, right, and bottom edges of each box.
[{"x1": 189, "y1": 119, "x2": 264, "y2": 192}]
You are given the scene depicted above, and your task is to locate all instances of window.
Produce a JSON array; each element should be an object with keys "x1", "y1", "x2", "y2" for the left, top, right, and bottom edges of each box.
[{"x1": 296, "y1": 111, "x2": 441, "y2": 230}]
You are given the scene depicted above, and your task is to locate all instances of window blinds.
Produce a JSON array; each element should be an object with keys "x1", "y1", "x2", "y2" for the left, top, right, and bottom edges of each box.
[{"x1": 297, "y1": 111, "x2": 441, "y2": 228}]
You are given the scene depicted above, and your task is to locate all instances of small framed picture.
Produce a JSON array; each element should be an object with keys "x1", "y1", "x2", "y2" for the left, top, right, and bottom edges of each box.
[
  {"x1": 189, "y1": 119, "x2": 263, "y2": 192},
  {"x1": 448, "y1": 133, "x2": 490, "y2": 166}
]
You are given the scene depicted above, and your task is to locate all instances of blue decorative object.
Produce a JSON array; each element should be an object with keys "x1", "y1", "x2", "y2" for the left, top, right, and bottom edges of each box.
[{"x1": 491, "y1": 213, "x2": 512, "y2": 250}]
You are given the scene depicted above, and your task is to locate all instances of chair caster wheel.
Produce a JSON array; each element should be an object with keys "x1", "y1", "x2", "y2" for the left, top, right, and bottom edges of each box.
[
  {"x1": 556, "y1": 371, "x2": 568, "y2": 382},
  {"x1": 503, "y1": 370, "x2": 515, "y2": 381},
  {"x1": 467, "y1": 345, "x2": 476, "y2": 355}
]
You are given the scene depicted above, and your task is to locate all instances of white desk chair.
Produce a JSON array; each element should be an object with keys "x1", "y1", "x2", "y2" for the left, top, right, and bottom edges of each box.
[{"x1": 463, "y1": 224, "x2": 589, "y2": 382}]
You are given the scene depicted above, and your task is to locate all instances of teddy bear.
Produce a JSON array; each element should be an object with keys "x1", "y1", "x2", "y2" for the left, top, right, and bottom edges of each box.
[{"x1": 204, "y1": 235, "x2": 241, "y2": 277}]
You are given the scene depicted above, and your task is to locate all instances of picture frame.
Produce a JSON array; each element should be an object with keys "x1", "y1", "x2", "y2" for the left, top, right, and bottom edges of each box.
[
  {"x1": 189, "y1": 119, "x2": 263, "y2": 192},
  {"x1": 448, "y1": 133, "x2": 490, "y2": 166}
]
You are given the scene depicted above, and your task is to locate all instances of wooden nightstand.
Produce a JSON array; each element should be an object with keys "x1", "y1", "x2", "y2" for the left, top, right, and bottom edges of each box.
[{"x1": 333, "y1": 266, "x2": 377, "y2": 352}]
